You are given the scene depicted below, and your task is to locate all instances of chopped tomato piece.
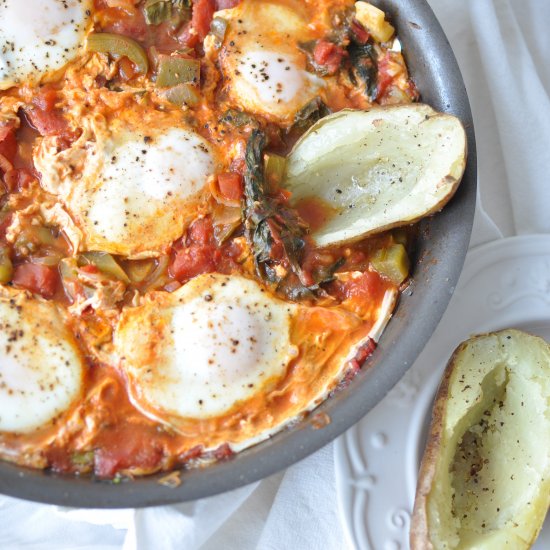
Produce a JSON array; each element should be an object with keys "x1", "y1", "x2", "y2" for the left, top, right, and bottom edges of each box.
[
  {"x1": 217, "y1": 172, "x2": 243, "y2": 202},
  {"x1": 376, "y1": 53, "x2": 394, "y2": 100},
  {"x1": 178, "y1": 25, "x2": 198, "y2": 49},
  {"x1": 178, "y1": 445, "x2": 204, "y2": 463},
  {"x1": 213, "y1": 443, "x2": 234, "y2": 461},
  {"x1": 220, "y1": 238, "x2": 244, "y2": 260},
  {"x1": 343, "y1": 270, "x2": 384, "y2": 299},
  {"x1": 12, "y1": 263, "x2": 58, "y2": 298},
  {"x1": 44, "y1": 447, "x2": 74, "y2": 473},
  {"x1": 170, "y1": 246, "x2": 216, "y2": 281},
  {"x1": 348, "y1": 338, "x2": 377, "y2": 372},
  {"x1": 33, "y1": 87, "x2": 58, "y2": 112},
  {"x1": 329, "y1": 270, "x2": 388, "y2": 311},
  {"x1": 192, "y1": 0, "x2": 216, "y2": 41},
  {"x1": 180, "y1": 0, "x2": 216, "y2": 48},
  {"x1": 215, "y1": 239, "x2": 244, "y2": 273},
  {"x1": 351, "y1": 19, "x2": 370, "y2": 44},
  {"x1": 25, "y1": 88, "x2": 76, "y2": 142},
  {"x1": 313, "y1": 40, "x2": 334, "y2": 65},
  {"x1": 98, "y1": 6, "x2": 148, "y2": 41},
  {"x1": 187, "y1": 217, "x2": 215, "y2": 246},
  {"x1": 94, "y1": 427, "x2": 164, "y2": 478},
  {"x1": 0, "y1": 125, "x2": 17, "y2": 162},
  {"x1": 25, "y1": 108, "x2": 68, "y2": 137},
  {"x1": 3, "y1": 168, "x2": 36, "y2": 192},
  {"x1": 118, "y1": 56, "x2": 138, "y2": 81},
  {"x1": 152, "y1": 21, "x2": 182, "y2": 52},
  {"x1": 313, "y1": 40, "x2": 346, "y2": 75}
]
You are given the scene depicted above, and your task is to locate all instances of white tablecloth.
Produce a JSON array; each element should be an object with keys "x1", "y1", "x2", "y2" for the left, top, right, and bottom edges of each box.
[{"x1": 2, "y1": 1, "x2": 549, "y2": 548}]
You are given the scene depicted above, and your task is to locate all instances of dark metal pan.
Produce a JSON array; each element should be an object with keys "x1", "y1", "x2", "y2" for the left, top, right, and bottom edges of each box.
[{"x1": 0, "y1": 0, "x2": 476, "y2": 507}]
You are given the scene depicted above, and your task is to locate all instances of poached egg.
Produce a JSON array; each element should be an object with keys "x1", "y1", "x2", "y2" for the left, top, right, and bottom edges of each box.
[
  {"x1": 34, "y1": 112, "x2": 217, "y2": 258},
  {"x1": 0, "y1": 290, "x2": 84, "y2": 433},
  {"x1": 215, "y1": 0, "x2": 324, "y2": 125},
  {"x1": 115, "y1": 273, "x2": 396, "y2": 451},
  {"x1": 116, "y1": 273, "x2": 299, "y2": 421},
  {"x1": 0, "y1": 0, "x2": 92, "y2": 90}
]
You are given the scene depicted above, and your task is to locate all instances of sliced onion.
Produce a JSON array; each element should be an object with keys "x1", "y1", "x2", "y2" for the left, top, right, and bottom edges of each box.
[
  {"x1": 79, "y1": 252, "x2": 130, "y2": 283},
  {"x1": 87, "y1": 33, "x2": 149, "y2": 75},
  {"x1": 142, "y1": 255, "x2": 170, "y2": 291}
]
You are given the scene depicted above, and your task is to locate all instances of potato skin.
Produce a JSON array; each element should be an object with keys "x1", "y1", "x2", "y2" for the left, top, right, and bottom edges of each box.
[
  {"x1": 410, "y1": 330, "x2": 550, "y2": 550},
  {"x1": 410, "y1": 342, "x2": 456, "y2": 550}
]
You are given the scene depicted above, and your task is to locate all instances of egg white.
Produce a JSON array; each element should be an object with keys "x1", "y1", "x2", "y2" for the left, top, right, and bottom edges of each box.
[
  {"x1": 215, "y1": 0, "x2": 324, "y2": 124},
  {"x1": 0, "y1": 0, "x2": 92, "y2": 90},
  {"x1": 0, "y1": 290, "x2": 84, "y2": 433},
  {"x1": 115, "y1": 270, "x2": 397, "y2": 446},
  {"x1": 34, "y1": 114, "x2": 216, "y2": 258},
  {"x1": 116, "y1": 273, "x2": 299, "y2": 421},
  {"x1": 226, "y1": 287, "x2": 398, "y2": 454}
]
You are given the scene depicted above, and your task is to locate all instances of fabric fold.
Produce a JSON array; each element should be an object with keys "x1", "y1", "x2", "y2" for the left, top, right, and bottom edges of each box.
[{"x1": 469, "y1": 0, "x2": 550, "y2": 235}]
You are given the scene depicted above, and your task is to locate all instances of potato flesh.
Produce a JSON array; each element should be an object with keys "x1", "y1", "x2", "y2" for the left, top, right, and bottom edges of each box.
[
  {"x1": 284, "y1": 105, "x2": 466, "y2": 247},
  {"x1": 425, "y1": 330, "x2": 550, "y2": 549},
  {"x1": 354, "y1": 2, "x2": 395, "y2": 43}
]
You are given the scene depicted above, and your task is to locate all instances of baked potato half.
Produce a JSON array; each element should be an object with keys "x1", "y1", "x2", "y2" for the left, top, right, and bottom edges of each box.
[
  {"x1": 284, "y1": 104, "x2": 467, "y2": 247},
  {"x1": 411, "y1": 329, "x2": 550, "y2": 549}
]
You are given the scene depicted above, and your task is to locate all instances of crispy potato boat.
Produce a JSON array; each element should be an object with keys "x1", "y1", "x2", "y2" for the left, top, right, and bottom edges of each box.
[
  {"x1": 411, "y1": 329, "x2": 550, "y2": 550},
  {"x1": 285, "y1": 105, "x2": 467, "y2": 247}
]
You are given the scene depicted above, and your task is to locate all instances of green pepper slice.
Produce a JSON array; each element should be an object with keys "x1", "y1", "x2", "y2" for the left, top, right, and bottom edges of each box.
[
  {"x1": 370, "y1": 243, "x2": 410, "y2": 285},
  {"x1": 156, "y1": 56, "x2": 200, "y2": 87},
  {"x1": 87, "y1": 33, "x2": 149, "y2": 75},
  {"x1": 0, "y1": 247, "x2": 13, "y2": 284}
]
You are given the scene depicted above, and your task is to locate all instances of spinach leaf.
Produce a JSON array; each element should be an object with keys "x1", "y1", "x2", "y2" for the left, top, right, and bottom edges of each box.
[
  {"x1": 144, "y1": 0, "x2": 191, "y2": 26},
  {"x1": 348, "y1": 40, "x2": 378, "y2": 101},
  {"x1": 220, "y1": 109, "x2": 259, "y2": 128},
  {"x1": 292, "y1": 98, "x2": 331, "y2": 131},
  {"x1": 243, "y1": 130, "x2": 307, "y2": 285},
  {"x1": 243, "y1": 131, "x2": 344, "y2": 299}
]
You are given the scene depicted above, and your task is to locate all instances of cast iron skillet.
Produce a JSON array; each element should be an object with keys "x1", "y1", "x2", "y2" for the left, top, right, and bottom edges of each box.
[{"x1": 0, "y1": 0, "x2": 476, "y2": 507}]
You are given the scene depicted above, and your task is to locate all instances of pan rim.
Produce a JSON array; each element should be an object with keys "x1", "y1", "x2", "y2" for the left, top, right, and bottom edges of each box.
[{"x1": 0, "y1": 0, "x2": 477, "y2": 508}]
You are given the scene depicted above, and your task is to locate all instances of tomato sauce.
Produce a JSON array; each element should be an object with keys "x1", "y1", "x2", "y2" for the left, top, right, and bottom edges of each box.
[
  {"x1": 0, "y1": 0, "x2": 418, "y2": 478},
  {"x1": 294, "y1": 196, "x2": 339, "y2": 233}
]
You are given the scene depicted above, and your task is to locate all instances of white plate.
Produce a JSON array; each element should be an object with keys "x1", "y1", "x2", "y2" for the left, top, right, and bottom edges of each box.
[{"x1": 335, "y1": 235, "x2": 550, "y2": 550}]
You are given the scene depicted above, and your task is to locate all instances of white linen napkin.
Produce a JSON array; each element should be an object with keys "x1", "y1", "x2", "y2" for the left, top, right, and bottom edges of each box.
[
  {"x1": 469, "y1": 0, "x2": 550, "y2": 236},
  {"x1": 2, "y1": 1, "x2": 549, "y2": 548}
]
